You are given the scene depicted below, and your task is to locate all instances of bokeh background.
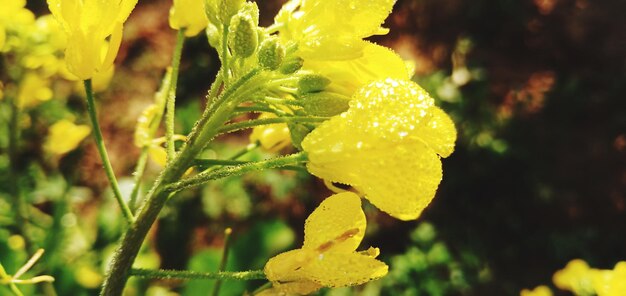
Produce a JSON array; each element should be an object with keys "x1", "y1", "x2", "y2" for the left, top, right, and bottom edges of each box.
[{"x1": 1, "y1": 0, "x2": 625, "y2": 295}]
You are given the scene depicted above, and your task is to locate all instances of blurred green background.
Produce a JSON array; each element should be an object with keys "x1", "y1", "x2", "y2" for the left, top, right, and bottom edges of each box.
[{"x1": 1, "y1": 0, "x2": 625, "y2": 295}]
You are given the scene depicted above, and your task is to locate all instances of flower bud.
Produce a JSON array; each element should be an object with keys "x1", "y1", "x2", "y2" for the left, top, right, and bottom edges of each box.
[
  {"x1": 228, "y1": 13, "x2": 258, "y2": 58},
  {"x1": 288, "y1": 122, "x2": 311, "y2": 151},
  {"x1": 218, "y1": 0, "x2": 245, "y2": 25},
  {"x1": 279, "y1": 56, "x2": 303, "y2": 74},
  {"x1": 258, "y1": 37, "x2": 284, "y2": 70},
  {"x1": 298, "y1": 74, "x2": 330, "y2": 94},
  {"x1": 300, "y1": 92, "x2": 350, "y2": 117},
  {"x1": 204, "y1": 0, "x2": 220, "y2": 27}
]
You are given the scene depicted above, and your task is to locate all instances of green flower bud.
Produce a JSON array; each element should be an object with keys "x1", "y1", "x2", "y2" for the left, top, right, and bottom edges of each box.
[
  {"x1": 219, "y1": 0, "x2": 245, "y2": 25},
  {"x1": 288, "y1": 122, "x2": 311, "y2": 151},
  {"x1": 279, "y1": 56, "x2": 303, "y2": 74},
  {"x1": 298, "y1": 74, "x2": 331, "y2": 94},
  {"x1": 301, "y1": 92, "x2": 350, "y2": 117},
  {"x1": 204, "y1": 0, "x2": 220, "y2": 27},
  {"x1": 228, "y1": 13, "x2": 258, "y2": 58},
  {"x1": 205, "y1": 24, "x2": 221, "y2": 49},
  {"x1": 239, "y1": 2, "x2": 259, "y2": 26},
  {"x1": 258, "y1": 37, "x2": 284, "y2": 70}
]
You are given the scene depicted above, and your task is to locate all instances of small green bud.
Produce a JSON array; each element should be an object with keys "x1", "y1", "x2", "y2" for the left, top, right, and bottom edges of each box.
[
  {"x1": 205, "y1": 24, "x2": 221, "y2": 49},
  {"x1": 204, "y1": 0, "x2": 220, "y2": 27},
  {"x1": 219, "y1": 0, "x2": 245, "y2": 25},
  {"x1": 228, "y1": 14, "x2": 258, "y2": 58},
  {"x1": 301, "y1": 92, "x2": 350, "y2": 117},
  {"x1": 258, "y1": 37, "x2": 284, "y2": 70},
  {"x1": 288, "y1": 123, "x2": 311, "y2": 151},
  {"x1": 298, "y1": 74, "x2": 331, "y2": 94},
  {"x1": 279, "y1": 56, "x2": 303, "y2": 74},
  {"x1": 239, "y1": 2, "x2": 259, "y2": 26}
]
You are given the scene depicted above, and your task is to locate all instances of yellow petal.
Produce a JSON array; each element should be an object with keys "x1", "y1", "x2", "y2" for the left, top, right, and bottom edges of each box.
[
  {"x1": 552, "y1": 259, "x2": 594, "y2": 294},
  {"x1": 169, "y1": 0, "x2": 208, "y2": 36},
  {"x1": 148, "y1": 146, "x2": 167, "y2": 167},
  {"x1": 303, "y1": 252, "x2": 388, "y2": 288},
  {"x1": 413, "y1": 107, "x2": 457, "y2": 158},
  {"x1": 44, "y1": 119, "x2": 91, "y2": 155},
  {"x1": 99, "y1": 22, "x2": 123, "y2": 73},
  {"x1": 264, "y1": 248, "x2": 320, "y2": 294},
  {"x1": 249, "y1": 113, "x2": 292, "y2": 151},
  {"x1": 303, "y1": 42, "x2": 409, "y2": 97},
  {"x1": 303, "y1": 192, "x2": 365, "y2": 253}
]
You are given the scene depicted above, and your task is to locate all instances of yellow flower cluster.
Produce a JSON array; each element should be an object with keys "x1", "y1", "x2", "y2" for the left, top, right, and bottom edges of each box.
[
  {"x1": 552, "y1": 259, "x2": 595, "y2": 294},
  {"x1": 259, "y1": 0, "x2": 457, "y2": 291},
  {"x1": 263, "y1": 192, "x2": 387, "y2": 295},
  {"x1": 523, "y1": 259, "x2": 626, "y2": 296}
]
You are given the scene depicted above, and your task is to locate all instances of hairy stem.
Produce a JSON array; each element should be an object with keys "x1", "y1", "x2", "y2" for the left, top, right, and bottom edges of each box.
[
  {"x1": 165, "y1": 29, "x2": 186, "y2": 163},
  {"x1": 130, "y1": 268, "x2": 265, "y2": 281}
]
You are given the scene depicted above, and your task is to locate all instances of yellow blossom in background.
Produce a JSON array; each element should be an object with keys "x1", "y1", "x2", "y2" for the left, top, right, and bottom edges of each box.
[
  {"x1": 249, "y1": 113, "x2": 292, "y2": 151},
  {"x1": 46, "y1": 0, "x2": 137, "y2": 79},
  {"x1": 44, "y1": 119, "x2": 91, "y2": 155},
  {"x1": 17, "y1": 72, "x2": 53, "y2": 109},
  {"x1": 552, "y1": 259, "x2": 595, "y2": 295},
  {"x1": 520, "y1": 285, "x2": 553, "y2": 296},
  {"x1": 263, "y1": 192, "x2": 388, "y2": 294},
  {"x1": 169, "y1": 0, "x2": 209, "y2": 37},
  {"x1": 302, "y1": 78, "x2": 456, "y2": 220},
  {"x1": 303, "y1": 42, "x2": 410, "y2": 97},
  {"x1": 21, "y1": 15, "x2": 68, "y2": 77},
  {"x1": 274, "y1": 0, "x2": 396, "y2": 60},
  {"x1": 591, "y1": 261, "x2": 626, "y2": 296},
  {"x1": 0, "y1": 0, "x2": 35, "y2": 51}
]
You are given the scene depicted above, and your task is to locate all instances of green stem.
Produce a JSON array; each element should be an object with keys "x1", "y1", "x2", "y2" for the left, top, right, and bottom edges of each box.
[
  {"x1": 83, "y1": 80, "x2": 135, "y2": 224},
  {"x1": 218, "y1": 116, "x2": 328, "y2": 135},
  {"x1": 166, "y1": 29, "x2": 186, "y2": 163},
  {"x1": 212, "y1": 228, "x2": 233, "y2": 296},
  {"x1": 164, "y1": 152, "x2": 308, "y2": 193},
  {"x1": 130, "y1": 268, "x2": 264, "y2": 281},
  {"x1": 99, "y1": 69, "x2": 262, "y2": 296},
  {"x1": 128, "y1": 147, "x2": 149, "y2": 211},
  {"x1": 221, "y1": 25, "x2": 230, "y2": 85},
  {"x1": 7, "y1": 97, "x2": 33, "y2": 254}
]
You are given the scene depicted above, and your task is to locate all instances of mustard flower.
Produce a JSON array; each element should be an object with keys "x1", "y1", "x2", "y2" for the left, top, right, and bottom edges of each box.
[
  {"x1": 17, "y1": 72, "x2": 53, "y2": 109},
  {"x1": 274, "y1": 0, "x2": 395, "y2": 60},
  {"x1": 44, "y1": 119, "x2": 91, "y2": 155},
  {"x1": 301, "y1": 78, "x2": 456, "y2": 220},
  {"x1": 169, "y1": 0, "x2": 208, "y2": 37},
  {"x1": 552, "y1": 259, "x2": 594, "y2": 295},
  {"x1": 520, "y1": 285, "x2": 553, "y2": 296},
  {"x1": 591, "y1": 261, "x2": 626, "y2": 296},
  {"x1": 263, "y1": 192, "x2": 387, "y2": 294},
  {"x1": 46, "y1": 0, "x2": 137, "y2": 80}
]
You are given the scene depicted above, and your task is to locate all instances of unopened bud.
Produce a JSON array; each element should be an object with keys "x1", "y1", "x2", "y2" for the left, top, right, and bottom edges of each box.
[
  {"x1": 204, "y1": 0, "x2": 220, "y2": 27},
  {"x1": 258, "y1": 37, "x2": 284, "y2": 70},
  {"x1": 228, "y1": 13, "x2": 258, "y2": 58},
  {"x1": 219, "y1": 0, "x2": 245, "y2": 25},
  {"x1": 239, "y1": 2, "x2": 259, "y2": 26},
  {"x1": 301, "y1": 92, "x2": 350, "y2": 117},
  {"x1": 298, "y1": 74, "x2": 330, "y2": 94},
  {"x1": 279, "y1": 56, "x2": 303, "y2": 74}
]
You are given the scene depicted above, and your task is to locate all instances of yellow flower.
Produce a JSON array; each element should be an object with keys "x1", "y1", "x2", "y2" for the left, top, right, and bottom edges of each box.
[
  {"x1": 274, "y1": 0, "x2": 395, "y2": 60},
  {"x1": 46, "y1": 0, "x2": 137, "y2": 79},
  {"x1": 263, "y1": 192, "x2": 387, "y2": 294},
  {"x1": 17, "y1": 72, "x2": 53, "y2": 109},
  {"x1": 301, "y1": 78, "x2": 456, "y2": 220},
  {"x1": 303, "y1": 42, "x2": 411, "y2": 97},
  {"x1": 44, "y1": 119, "x2": 91, "y2": 155},
  {"x1": 249, "y1": 113, "x2": 292, "y2": 151},
  {"x1": 169, "y1": 0, "x2": 209, "y2": 37},
  {"x1": 591, "y1": 261, "x2": 626, "y2": 296},
  {"x1": 520, "y1": 285, "x2": 553, "y2": 296},
  {"x1": 552, "y1": 259, "x2": 594, "y2": 295}
]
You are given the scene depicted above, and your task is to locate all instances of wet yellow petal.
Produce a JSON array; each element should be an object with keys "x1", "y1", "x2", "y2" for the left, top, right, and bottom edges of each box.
[
  {"x1": 99, "y1": 22, "x2": 123, "y2": 73},
  {"x1": 303, "y1": 192, "x2": 365, "y2": 253},
  {"x1": 264, "y1": 248, "x2": 320, "y2": 293},
  {"x1": 413, "y1": 107, "x2": 457, "y2": 158},
  {"x1": 304, "y1": 252, "x2": 388, "y2": 288},
  {"x1": 44, "y1": 119, "x2": 91, "y2": 155}
]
